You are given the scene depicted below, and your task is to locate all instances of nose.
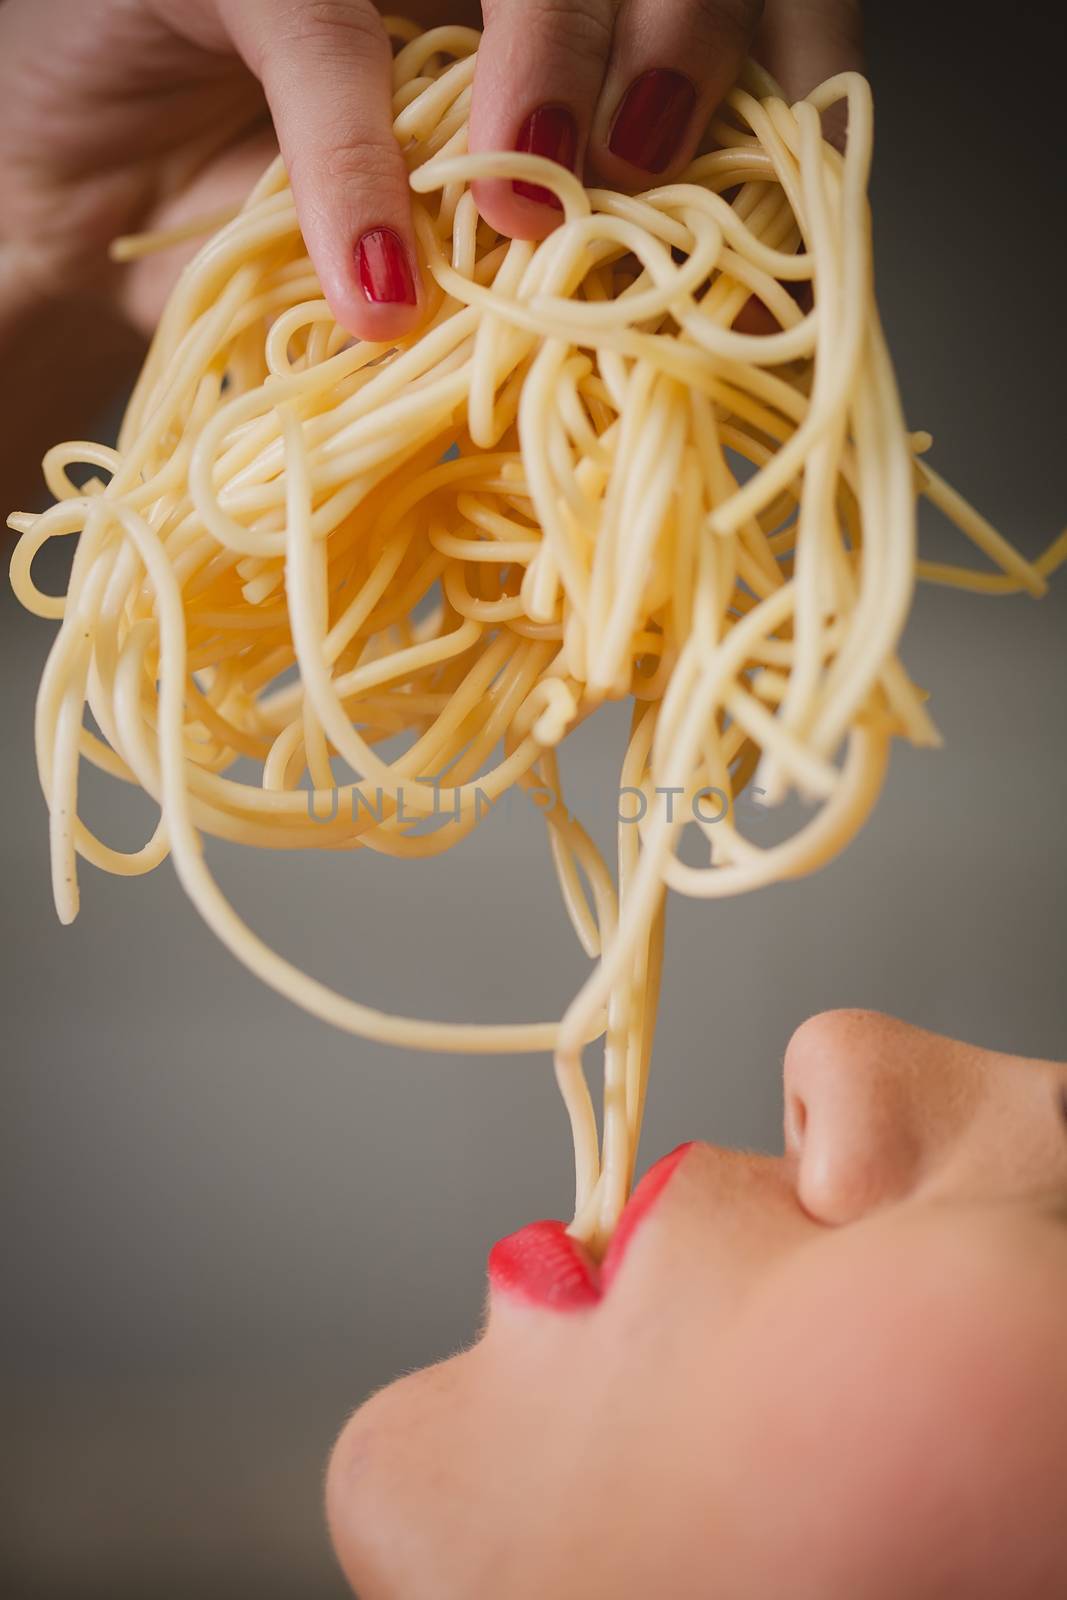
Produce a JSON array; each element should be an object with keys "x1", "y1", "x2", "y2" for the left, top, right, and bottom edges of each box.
[{"x1": 782, "y1": 1009, "x2": 988, "y2": 1224}]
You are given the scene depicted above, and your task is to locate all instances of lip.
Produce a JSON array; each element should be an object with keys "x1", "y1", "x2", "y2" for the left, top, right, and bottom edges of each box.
[
  {"x1": 600, "y1": 1141, "x2": 695, "y2": 1290},
  {"x1": 488, "y1": 1143, "x2": 695, "y2": 1311},
  {"x1": 487, "y1": 1219, "x2": 601, "y2": 1311}
]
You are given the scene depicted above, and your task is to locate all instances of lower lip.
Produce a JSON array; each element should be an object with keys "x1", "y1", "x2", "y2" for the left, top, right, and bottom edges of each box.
[
  {"x1": 487, "y1": 1142, "x2": 695, "y2": 1311},
  {"x1": 487, "y1": 1219, "x2": 600, "y2": 1310}
]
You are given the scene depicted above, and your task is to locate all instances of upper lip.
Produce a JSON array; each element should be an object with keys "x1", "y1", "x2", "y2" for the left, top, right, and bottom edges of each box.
[
  {"x1": 599, "y1": 1140, "x2": 695, "y2": 1291},
  {"x1": 488, "y1": 1142, "x2": 695, "y2": 1310}
]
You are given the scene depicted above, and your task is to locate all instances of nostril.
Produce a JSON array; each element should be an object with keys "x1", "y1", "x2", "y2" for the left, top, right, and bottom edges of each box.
[{"x1": 785, "y1": 1092, "x2": 807, "y2": 1154}]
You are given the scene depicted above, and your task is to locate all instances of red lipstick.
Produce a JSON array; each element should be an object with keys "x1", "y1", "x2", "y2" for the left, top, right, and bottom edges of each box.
[
  {"x1": 488, "y1": 1219, "x2": 600, "y2": 1311},
  {"x1": 600, "y1": 1142, "x2": 694, "y2": 1291},
  {"x1": 488, "y1": 1143, "x2": 695, "y2": 1310}
]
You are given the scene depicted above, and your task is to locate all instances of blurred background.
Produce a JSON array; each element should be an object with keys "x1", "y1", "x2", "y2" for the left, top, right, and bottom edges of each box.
[{"x1": 2, "y1": 5, "x2": 1065, "y2": 1596}]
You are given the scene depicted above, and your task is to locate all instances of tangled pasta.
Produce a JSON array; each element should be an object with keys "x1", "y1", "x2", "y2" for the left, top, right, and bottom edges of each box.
[{"x1": 9, "y1": 21, "x2": 1063, "y2": 1254}]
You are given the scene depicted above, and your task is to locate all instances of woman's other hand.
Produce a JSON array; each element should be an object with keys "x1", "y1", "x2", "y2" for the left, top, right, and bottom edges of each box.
[{"x1": 0, "y1": 1, "x2": 482, "y2": 343}]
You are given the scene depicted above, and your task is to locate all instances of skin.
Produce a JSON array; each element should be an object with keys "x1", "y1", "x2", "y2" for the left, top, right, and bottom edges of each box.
[
  {"x1": 327, "y1": 1012, "x2": 1067, "y2": 1598},
  {"x1": 0, "y1": 0, "x2": 861, "y2": 503},
  {"x1": 1, "y1": 8, "x2": 1061, "y2": 1589},
  {"x1": 0, "y1": 0, "x2": 863, "y2": 340}
]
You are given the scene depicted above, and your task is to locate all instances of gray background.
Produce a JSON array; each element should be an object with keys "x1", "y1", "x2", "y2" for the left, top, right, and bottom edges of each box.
[{"x1": 2, "y1": 7, "x2": 1065, "y2": 1596}]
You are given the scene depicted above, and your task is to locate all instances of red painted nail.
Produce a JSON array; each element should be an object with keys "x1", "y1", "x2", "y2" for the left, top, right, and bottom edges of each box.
[
  {"x1": 513, "y1": 104, "x2": 578, "y2": 209},
  {"x1": 608, "y1": 69, "x2": 696, "y2": 173},
  {"x1": 355, "y1": 227, "x2": 416, "y2": 305}
]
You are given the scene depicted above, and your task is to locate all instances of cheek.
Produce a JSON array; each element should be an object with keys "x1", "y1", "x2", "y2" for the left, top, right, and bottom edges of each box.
[{"x1": 703, "y1": 1245, "x2": 1067, "y2": 1600}]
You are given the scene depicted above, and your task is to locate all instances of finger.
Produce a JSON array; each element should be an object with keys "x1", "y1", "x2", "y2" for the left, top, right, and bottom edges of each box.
[
  {"x1": 469, "y1": 0, "x2": 617, "y2": 240},
  {"x1": 753, "y1": 0, "x2": 864, "y2": 148},
  {"x1": 224, "y1": 0, "x2": 421, "y2": 342},
  {"x1": 736, "y1": 0, "x2": 864, "y2": 333},
  {"x1": 589, "y1": 0, "x2": 764, "y2": 187}
]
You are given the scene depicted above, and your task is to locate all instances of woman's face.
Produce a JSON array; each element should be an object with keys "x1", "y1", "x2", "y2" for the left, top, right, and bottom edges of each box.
[{"x1": 326, "y1": 1012, "x2": 1067, "y2": 1598}]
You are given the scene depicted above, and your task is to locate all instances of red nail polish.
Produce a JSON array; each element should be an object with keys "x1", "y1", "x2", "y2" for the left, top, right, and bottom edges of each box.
[
  {"x1": 488, "y1": 1219, "x2": 601, "y2": 1311},
  {"x1": 513, "y1": 104, "x2": 578, "y2": 209},
  {"x1": 608, "y1": 69, "x2": 696, "y2": 173},
  {"x1": 600, "y1": 1142, "x2": 695, "y2": 1290},
  {"x1": 355, "y1": 227, "x2": 416, "y2": 305}
]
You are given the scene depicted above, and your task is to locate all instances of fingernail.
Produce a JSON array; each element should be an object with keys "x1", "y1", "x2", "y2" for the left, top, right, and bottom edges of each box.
[
  {"x1": 608, "y1": 69, "x2": 696, "y2": 173},
  {"x1": 513, "y1": 104, "x2": 578, "y2": 209},
  {"x1": 355, "y1": 227, "x2": 416, "y2": 305}
]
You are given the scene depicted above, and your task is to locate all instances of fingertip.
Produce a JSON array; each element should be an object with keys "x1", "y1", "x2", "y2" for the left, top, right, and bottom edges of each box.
[
  {"x1": 315, "y1": 224, "x2": 426, "y2": 345},
  {"x1": 586, "y1": 140, "x2": 702, "y2": 199},
  {"x1": 584, "y1": 145, "x2": 679, "y2": 195},
  {"x1": 470, "y1": 177, "x2": 565, "y2": 243},
  {"x1": 468, "y1": 7, "x2": 591, "y2": 240},
  {"x1": 468, "y1": 101, "x2": 582, "y2": 240},
  {"x1": 332, "y1": 291, "x2": 425, "y2": 346}
]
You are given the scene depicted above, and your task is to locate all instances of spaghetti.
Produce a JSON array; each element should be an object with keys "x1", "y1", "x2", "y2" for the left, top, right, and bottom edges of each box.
[{"x1": 8, "y1": 22, "x2": 1063, "y2": 1255}]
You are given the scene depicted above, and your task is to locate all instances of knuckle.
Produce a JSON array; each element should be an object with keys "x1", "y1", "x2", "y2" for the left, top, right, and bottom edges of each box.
[
  {"x1": 314, "y1": 133, "x2": 403, "y2": 191},
  {"x1": 267, "y1": 0, "x2": 385, "y2": 62}
]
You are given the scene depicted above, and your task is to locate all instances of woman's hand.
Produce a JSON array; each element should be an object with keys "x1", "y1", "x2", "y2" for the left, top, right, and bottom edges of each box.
[
  {"x1": 0, "y1": 1, "x2": 862, "y2": 348},
  {"x1": 469, "y1": 0, "x2": 863, "y2": 237},
  {"x1": 0, "y1": 1, "x2": 473, "y2": 344}
]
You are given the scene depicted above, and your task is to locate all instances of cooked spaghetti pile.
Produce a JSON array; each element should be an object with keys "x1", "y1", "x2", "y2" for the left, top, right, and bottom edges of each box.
[{"x1": 9, "y1": 22, "x2": 1063, "y2": 1253}]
